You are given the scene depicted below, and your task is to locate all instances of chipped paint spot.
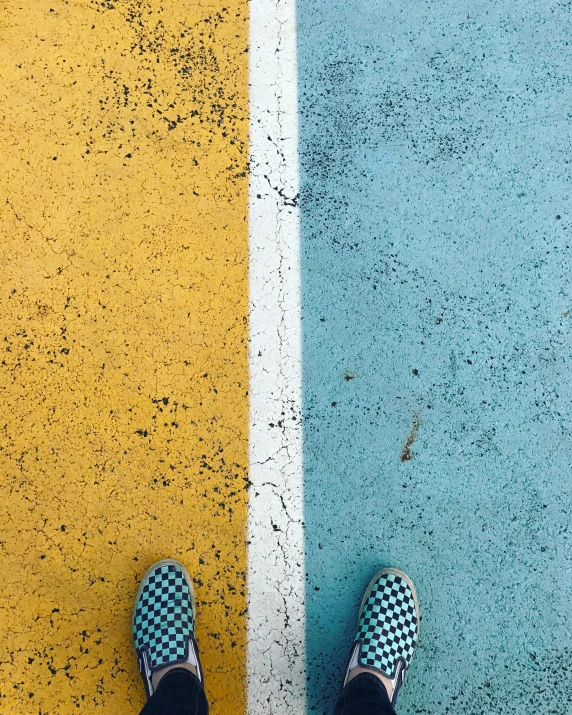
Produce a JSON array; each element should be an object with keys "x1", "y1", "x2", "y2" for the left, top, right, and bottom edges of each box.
[{"x1": 400, "y1": 416, "x2": 421, "y2": 463}]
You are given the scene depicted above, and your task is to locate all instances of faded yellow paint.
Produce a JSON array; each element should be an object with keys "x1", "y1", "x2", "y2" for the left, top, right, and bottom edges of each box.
[{"x1": 0, "y1": 0, "x2": 249, "y2": 713}]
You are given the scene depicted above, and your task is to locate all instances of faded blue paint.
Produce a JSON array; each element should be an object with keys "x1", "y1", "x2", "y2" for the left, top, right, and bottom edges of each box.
[{"x1": 298, "y1": 2, "x2": 572, "y2": 713}]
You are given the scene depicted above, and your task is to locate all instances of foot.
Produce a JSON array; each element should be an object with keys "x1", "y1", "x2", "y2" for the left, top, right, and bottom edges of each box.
[
  {"x1": 343, "y1": 568, "x2": 420, "y2": 706},
  {"x1": 132, "y1": 559, "x2": 204, "y2": 699}
]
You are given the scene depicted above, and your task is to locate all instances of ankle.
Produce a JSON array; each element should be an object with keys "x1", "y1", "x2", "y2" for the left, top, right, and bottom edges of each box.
[
  {"x1": 347, "y1": 666, "x2": 393, "y2": 700},
  {"x1": 151, "y1": 662, "x2": 198, "y2": 690}
]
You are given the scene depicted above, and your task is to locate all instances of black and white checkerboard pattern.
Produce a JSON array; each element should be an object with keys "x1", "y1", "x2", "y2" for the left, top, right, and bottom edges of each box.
[
  {"x1": 133, "y1": 564, "x2": 194, "y2": 669},
  {"x1": 357, "y1": 572, "x2": 418, "y2": 677}
]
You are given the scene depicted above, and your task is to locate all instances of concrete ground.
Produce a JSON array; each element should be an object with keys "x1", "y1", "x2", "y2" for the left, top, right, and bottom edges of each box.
[
  {"x1": 0, "y1": 1, "x2": 249, "y2": 712},
  {"x1": 1, "y1": 1, "x2": 571, "y2": 714},
  {"x1": 298, "y1": 2, "x2": 572, "y2": 713}
]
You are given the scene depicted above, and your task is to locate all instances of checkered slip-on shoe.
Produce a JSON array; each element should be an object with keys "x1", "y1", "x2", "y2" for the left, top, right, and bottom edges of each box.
[
  {"x1": 343, "y1": 568, "x2": 420, "y2": 707},
  {"x1": 133, "y1": 559, "x2": 204, "y2": 698}
]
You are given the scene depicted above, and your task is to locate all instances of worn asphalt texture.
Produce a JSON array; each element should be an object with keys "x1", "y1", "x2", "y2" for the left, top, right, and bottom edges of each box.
[
  {"x1": 298, "y1": 2, "x2": 572, "y2": 713},
  {"x1": 2, "y1": 1, "x2": 572, "y2": 714},
  {"x1": 0, "y1": 1, "x2": 249, "y2": 713}
]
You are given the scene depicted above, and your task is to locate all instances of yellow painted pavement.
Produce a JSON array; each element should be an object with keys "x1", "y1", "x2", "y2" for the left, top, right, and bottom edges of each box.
[{"x1": 0, "y1": 1, "x2": 249, "y2": 712}]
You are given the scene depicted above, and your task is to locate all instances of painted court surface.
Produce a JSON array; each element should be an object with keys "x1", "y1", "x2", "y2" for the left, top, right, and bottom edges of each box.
[{"x1": 1, "y1": 1, "x2": 571, "y2": 714}]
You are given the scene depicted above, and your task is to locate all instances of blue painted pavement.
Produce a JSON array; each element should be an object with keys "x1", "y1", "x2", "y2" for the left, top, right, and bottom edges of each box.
[{"x1": 298, "y1": 2, "x2": 572, "y2": 713}]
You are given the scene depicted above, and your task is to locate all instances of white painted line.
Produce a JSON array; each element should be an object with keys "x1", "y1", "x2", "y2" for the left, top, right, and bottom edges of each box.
[{"x1": 247, "y1": 0, "x2": 306, "y2": 711}]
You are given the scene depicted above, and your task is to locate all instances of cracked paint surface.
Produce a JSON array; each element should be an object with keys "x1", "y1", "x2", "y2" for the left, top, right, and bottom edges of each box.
[
  {"x1": 0, "y1": 1, "x2": 249, "y2": 713},
  {"x1": 248, "y1": 0, "x2": 306, "y2": 712},
  {"x1": 298, "y1": 1, "x2": 572, "y2": 713}
]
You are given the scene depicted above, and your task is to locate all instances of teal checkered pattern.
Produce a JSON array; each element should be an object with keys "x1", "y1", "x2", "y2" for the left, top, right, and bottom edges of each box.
[
  {"x1": 357, "y1": 572, "x2": 418, "y2": 677},
  {"x1": 133, "y1": 563, "x2": 194, "y2": 669}
]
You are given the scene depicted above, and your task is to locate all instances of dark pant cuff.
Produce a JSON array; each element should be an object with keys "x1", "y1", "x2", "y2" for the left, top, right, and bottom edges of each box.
[
  {"x1": 334, "y1": 672, "x2": 397, "y2": 715},
  {"x1": 139, "y1": 667, "x2": 208, "y2": 715}
]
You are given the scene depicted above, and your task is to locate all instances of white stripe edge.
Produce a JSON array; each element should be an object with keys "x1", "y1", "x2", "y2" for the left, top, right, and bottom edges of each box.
[{"x1": 247, "y1": 0, "x2": 306, "y2": 712}]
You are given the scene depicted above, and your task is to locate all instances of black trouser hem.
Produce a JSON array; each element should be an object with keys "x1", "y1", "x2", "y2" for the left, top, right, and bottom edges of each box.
[
  {"x1": 139, "y1": 668, "x2": 208, "y2": 715},
  {"x1": 333, "y1": 672, "x2": 397, "y2": 715}
]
